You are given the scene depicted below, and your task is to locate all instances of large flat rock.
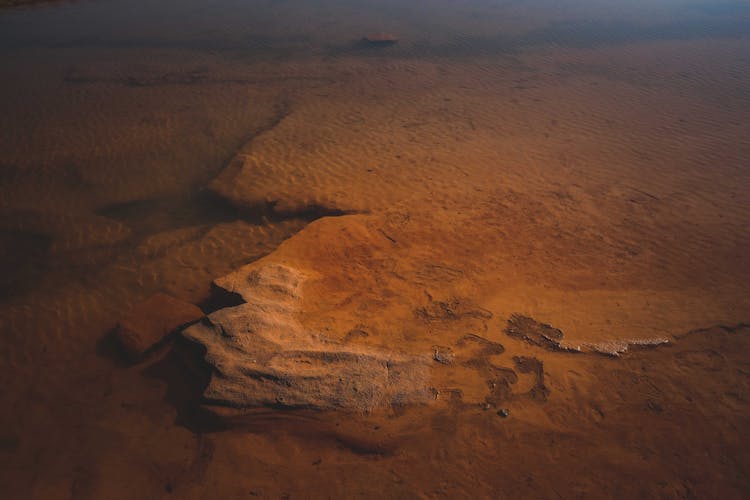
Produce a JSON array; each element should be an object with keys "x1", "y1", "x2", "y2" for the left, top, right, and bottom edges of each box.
[
  {"x1": 182, "y1": 264, "x2": 433, "y2": 412},
  {"x1": 183, "y1": 205, "x2": 750, "y2": 416}
]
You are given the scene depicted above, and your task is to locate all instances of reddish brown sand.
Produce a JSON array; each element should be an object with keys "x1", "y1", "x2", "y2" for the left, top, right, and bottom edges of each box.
[{"x1": 1, "y1": 0, "x2": 750, "y2": 498}]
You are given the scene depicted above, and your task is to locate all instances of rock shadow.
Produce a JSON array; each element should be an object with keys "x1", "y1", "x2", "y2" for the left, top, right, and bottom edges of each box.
[{"x1": 142, "y1": 336, "x2": 228, "y2": 433}]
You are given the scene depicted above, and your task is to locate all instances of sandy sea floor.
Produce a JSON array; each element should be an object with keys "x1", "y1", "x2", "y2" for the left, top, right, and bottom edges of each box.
[{"x1": 1, "y1": 0, "x2": 750, "y2": 498}]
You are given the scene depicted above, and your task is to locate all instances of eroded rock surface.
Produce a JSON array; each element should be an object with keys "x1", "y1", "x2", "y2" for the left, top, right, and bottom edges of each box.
[
  {"x1": 182, "y1": 207, "x2": 750, "y2": 417},
  {"x1": 505, "y1": 313, "x2": 670, "y2": 356},
  {"x1": 505, "y1": 314, "x2": 567, "y2": 351},
  {"x1": 182, "y1": 264, "x2": 433, "y2": 412}
]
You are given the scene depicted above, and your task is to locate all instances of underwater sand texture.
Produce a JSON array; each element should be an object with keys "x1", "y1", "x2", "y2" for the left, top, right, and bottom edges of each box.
[
  {"x1": 189, "y1": 36, "x2": 748, "y2": 495},
  {"x1": 211, "y1": 47, "x2": 750, "y2": 346},
  {"x1": 1, "y1": 0, "x2": 750, "y2": 497}
]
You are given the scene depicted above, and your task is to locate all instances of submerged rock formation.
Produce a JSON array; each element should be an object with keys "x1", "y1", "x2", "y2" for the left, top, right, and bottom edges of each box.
[
  {"x1": 182, "y1": 263, "x2": 433, "y2": 412},
  {"x1": 363, "y1": 33, "x2": 399, "y2": 45}
]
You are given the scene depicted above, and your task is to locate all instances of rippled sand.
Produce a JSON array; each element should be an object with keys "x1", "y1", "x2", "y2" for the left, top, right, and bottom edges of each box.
[{"x1": 1, "y1": 0, "x2": 750, "y2": 498}]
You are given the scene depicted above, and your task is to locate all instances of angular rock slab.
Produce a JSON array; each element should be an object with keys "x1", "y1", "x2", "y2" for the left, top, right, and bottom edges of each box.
[
  {"x1": 182, "y1": 264, "x2": 433, "y2": 413},
  {"x1": 116, "y1": 292, "x2": 204, "y2": 360}
]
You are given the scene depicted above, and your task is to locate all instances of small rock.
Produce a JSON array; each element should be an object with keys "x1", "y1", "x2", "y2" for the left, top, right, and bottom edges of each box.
[
  {"x1": 116, "y1": 293, "x2": 204, "y2": 360},
  {"x1": 363, "y1": 32, "x2": 399, "y2": 45},
  {"x1": 497, "y1": 408, "x2": 510, "y2": 418}
]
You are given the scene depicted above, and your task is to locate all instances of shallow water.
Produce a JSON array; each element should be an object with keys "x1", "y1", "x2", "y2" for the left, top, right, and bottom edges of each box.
[{"x1": 1, "y1": 0, "x2": 750, "y2": 498}]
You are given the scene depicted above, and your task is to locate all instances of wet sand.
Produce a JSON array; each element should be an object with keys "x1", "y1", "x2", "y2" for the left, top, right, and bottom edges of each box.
[{"x1": 1, "y1": 0, "x2": 750, "y2": 498}]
